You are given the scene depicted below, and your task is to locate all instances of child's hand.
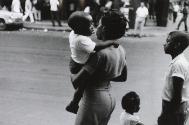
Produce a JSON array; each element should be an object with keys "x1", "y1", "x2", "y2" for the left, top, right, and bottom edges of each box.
[{"x1": 112, "y1": 41, "x2": 119, "y2": 48}]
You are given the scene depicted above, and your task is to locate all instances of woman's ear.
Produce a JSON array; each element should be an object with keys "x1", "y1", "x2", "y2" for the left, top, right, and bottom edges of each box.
[
  {"x1": 175, "y1": 42, "x2": 181, "y2": 49},
  {"x1": 96, "y1": 25, "x2": 105, "y2": 40},
  {"x1": 101, "y1": 26, "x2": 106, "y2": 41}
]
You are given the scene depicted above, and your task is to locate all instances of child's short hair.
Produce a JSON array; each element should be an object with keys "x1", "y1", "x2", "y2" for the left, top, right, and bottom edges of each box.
[
  {"x1": 121, "y1": 91, "x2": 140, "y2": 112},
  {"x1": 169, "y1": 31, "x2": 189, "y2": 52},
  {"x1": 101, "y1": 10, "x2": 127, "y2": 40},
  {"x1": 68, "y1": 11, "x2": 91, "y2": 35}
]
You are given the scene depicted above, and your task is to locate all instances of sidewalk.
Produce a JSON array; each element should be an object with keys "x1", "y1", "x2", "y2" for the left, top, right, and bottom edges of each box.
[
  {"x1": 23, "y1": 19, "x2": 178, "y2": 37},
  {"x1": 23, "y1": 20, "x2": 71, "y2": 32},
  {"x1": 126, "y1": 19, "x2": 177, "y2": 37}
]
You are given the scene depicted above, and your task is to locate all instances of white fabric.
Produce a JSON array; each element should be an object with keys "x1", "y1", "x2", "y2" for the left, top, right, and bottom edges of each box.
[
  {"x1": 136, "y1": 6, "x2": 148, "y2": 18},
  {"x1": 50, "y1": 0, "x2": 59, "y2": 11},
  {"x1": 11, "y1": 0, "x2": 21, "y2": 13},
  {"x1": 162, "y1": 53, "x2": 189, "y2": 102},
  {"x1": 96, "y1": 0, "x2": 100, "y2": 5},
  {"x1": 23, "y1": 0, "x2": 34, "y2": 23},
  {"x1": 105, "y1": 1, "x2": 112, "y2": 8},
  {"x1": 120, "y1": 112, "x2": 141, "y2": 125},
  {"x1": 69, "y1": 31, "x2": 96, "y2": 64},
  {"x1": 25, "y1": 0, "x2": 33, "y2": 13},
  {"x1": 84, "y1": 6, "x2": 90, "y2": 13},
  {"x1": 173, "y1": 4, "x2": 180, "y2": 12}
]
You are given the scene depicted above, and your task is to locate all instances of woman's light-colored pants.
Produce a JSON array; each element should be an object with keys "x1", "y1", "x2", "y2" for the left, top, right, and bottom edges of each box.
[{"x1": 75, "y1": 86, "x2": 116, "y2": 125}]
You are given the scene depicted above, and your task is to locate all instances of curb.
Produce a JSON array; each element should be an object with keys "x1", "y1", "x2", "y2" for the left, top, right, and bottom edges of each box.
[
  {"x1": 23, "y1": 26, "x2": 72, "y2": 32},
  {"x1": 23, "y1": 22, "x2": 72, "y2": 32}
]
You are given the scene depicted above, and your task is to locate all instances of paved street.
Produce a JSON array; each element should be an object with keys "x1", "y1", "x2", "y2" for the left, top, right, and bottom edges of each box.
[{"x1": 0, "y1": 29, "x2": 188, "y2": 125}]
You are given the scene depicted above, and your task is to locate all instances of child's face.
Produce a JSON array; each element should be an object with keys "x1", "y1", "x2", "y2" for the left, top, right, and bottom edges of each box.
[
  {"x1": 134, "y1": 98, "x2": 140, "y2": 113},
  {"x1": 85, "y1": 15, "x2": 94, "y2": 36}
]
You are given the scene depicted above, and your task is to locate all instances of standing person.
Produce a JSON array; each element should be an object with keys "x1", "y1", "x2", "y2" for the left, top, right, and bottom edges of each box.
[
  {"x1": 158, "y1": 31, "x2": 189, "y2": 125},
  {"x1": 65, "y1": 11, "x2": 119, "y2": 114},
  {"x1": 173, "y1": 2, "x2": 180, "y2": 23},
  {"x1": 85, "y1": 0, "x2": 112, "y2": 27},
  {"x1": 49, "y1": 0, "x2": 62, "y2": 27},
  {"x1": 134, "y1": 2, "x2": 148, "y2": 37},
  {"x1": 120, "y1": 0, "x2": 131, "y2": 30},
  {"x1": 168, "y1": 2, "x2": 173, "y2": 21},
  {"x1": 72, "y1": 10, "x2": 127, "y2": 125},
  {"x1": 22, "y1": 0, "x2": 34, "y2": 23},
  {"x1": 11, "y1": 0, "x2": 22, "y2": 13},
  {"x1": 32, "y1": 0, "x2": 41, "y2": 21},
  {"x1": 177, "y1": 3, "x2": 188, "y2": 32},
  {"x1": 120, "y1": 91, "x2": 144, "y2": 125}
]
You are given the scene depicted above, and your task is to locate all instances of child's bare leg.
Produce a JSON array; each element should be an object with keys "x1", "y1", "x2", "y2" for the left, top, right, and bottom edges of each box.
[{"x1": 66, "y1": 86, "x2": 84, "y2": 114}]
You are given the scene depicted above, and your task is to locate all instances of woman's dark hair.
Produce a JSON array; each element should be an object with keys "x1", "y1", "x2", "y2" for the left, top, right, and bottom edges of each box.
[
  {"x1": 121, "y1": 91, "x2": 140, "y2": 112},
  {"x1": 68, "y1": 11, "x2": 91, "y2": 35},
  {"x1": 101, "y1": 10, "x2": 127, "y2": 40}
]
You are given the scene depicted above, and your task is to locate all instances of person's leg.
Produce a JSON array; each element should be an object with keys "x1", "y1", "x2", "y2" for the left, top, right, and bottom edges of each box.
[
  {"x1": 66, "y1": 87, "x2": 84, "y2": 114},
  {"x1": 158, "y1": 100, "x2": 176, "y2": 125},
  {"x1": 22, "y1": 12, "x2": 29, "y2": 21},
  {"x1": 184, "y1": 18, "x2": 188, "y2": 31},
  {"x1": 175, "y1": 12, "x2": 178, "y2": 22},
  {"x1": 38, "y1": 10, "x2": 41, "y2": 21},
  {"x1": 33, "y1": 8, "x2": 37, "y2": 21},
  {"x1": 134, "y1": 17, "x2": 140, "y2": 36},
  {"x1": 139, "y1": 18, "x2": 145, "y2": 37},
  {"x1": 75, "y1": 89, "x2": 116, "y2": 125},
  {"x1": 51, "y1": 11, "x2": 55, "y2": 26},
  {"x1": 55, "y1": 11, "x2": 62, "y2": 26},
  {"x1": 176, "y1": 102, "x2": 189, "y2": 125},
  {"x1": 177, "y1": 18, "x2": 184, "y2": 30},
  {"x1": 173, "y1": 12, "x2": 176, "y2": 23},
  {"x1": 29, "y1": 11, "x2": 34, "y2": 23},
  {"x1": 101, "y1": 92, "x2": 116, "y2": 125}
]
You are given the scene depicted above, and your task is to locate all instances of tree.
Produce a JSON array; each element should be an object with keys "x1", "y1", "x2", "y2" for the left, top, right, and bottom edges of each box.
[{"x1": 156, "y1": 0, "x2": 169, "y2": 26}]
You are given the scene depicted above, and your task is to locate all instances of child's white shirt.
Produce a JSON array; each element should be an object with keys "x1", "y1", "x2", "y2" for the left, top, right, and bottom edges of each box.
[
  {"x1": 120, "y1": 112, "x2": 141, "y2": 125},
  {"x1": 69, "y1": 31, "x2": 96, "y2": 64}
]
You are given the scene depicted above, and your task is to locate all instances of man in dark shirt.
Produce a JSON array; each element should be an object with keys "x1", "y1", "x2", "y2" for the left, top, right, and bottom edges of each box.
[{"x1": 177, "y1": 3, "x2": 188, "y2": 32}]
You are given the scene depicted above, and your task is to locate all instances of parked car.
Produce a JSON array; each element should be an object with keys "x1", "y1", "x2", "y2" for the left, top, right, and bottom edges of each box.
[{"x1": 0, "y1": 9, "x2": 23, "y2": 30}]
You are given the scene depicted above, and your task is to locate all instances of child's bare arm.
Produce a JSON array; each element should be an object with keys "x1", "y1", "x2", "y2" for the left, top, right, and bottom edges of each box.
[{"x1": 94, "y1": 40, "x2": 119, "y2": 51}]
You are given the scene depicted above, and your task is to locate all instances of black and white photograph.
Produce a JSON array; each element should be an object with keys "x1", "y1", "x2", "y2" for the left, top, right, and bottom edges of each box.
[{"x1": 0, "y1": 0, "x2": 189, "y2": 125}]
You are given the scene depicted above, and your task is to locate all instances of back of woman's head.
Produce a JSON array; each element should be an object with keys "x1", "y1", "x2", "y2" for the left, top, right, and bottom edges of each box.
[{"x1": 101, "y1": 10, "x2": 127, "y2": 40}]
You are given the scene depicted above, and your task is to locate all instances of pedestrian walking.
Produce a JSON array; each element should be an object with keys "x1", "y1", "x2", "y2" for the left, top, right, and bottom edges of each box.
[
  {"x1": 134, "y1": 2, "x2": 148, "y2": 37},
  {"x1": 11, "y1": 0, "x2": 22, "y2": 13},
  {"x1": 173, "y1": 2, "x2": 180, "y2": 23},
  {"x1": 177, "y1": 3, "x2": 188, "y2": 32},
  {"x1": 168, "y1": 2, "x2": 173, "y2": 21},
  {"x1": 71, "y1": 10, "x2": 127, "y2": 125},
  {"x1": 32, "y1": 0, "x2": 41, "y2": 21},
  {"x1": 158, "y1": 31, "x2": 189, "y2": 125},
  {"x1": 22, "y1": 0, "x2": 34, "y2": 23},
  {"x1": 120, "y1": 0, "x2": 131, "y2": 30},
  {"x1": 85, "y1": 0, "x2": 112, "y2": 27},
  {"x1": 49, "y1": 0, "x2": 62, "y2": 27},
  {"x1": 65, "y1": 11, "x2": 119, "y2": 114},
  {"x1": 120, "y1": 91, "x2": 144, "y2": 125}
]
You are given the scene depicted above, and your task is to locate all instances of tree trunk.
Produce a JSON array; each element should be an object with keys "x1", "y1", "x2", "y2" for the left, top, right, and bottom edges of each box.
[{"x1": 156, "y1": 0, "x2": 169, "y2": 26}]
